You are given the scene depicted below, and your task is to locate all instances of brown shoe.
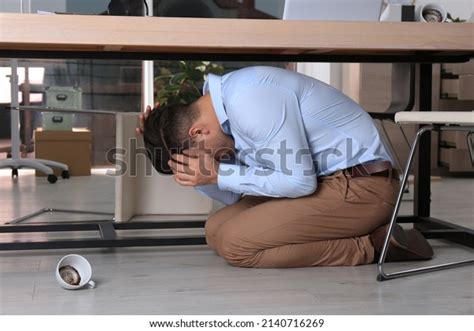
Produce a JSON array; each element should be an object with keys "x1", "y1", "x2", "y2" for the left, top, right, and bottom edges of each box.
[{"x1": 370, "y1": 223, "x2": 434, "y2": 262}]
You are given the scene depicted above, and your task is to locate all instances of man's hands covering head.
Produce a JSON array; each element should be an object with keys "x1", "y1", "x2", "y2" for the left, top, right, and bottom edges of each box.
[
  {"x1": 136, "y1": 104, "x2": 158, "y2": 136},
  {"x1": 169, "y1": 149, "x2": 219, "y2": 186},
  {"x1": 138, "y1": 104, "x2": 219, "y2": 186}
]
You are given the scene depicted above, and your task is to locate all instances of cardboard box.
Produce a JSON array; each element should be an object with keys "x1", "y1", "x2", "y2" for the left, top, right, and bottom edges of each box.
[
  {"x1": 458, "y1": 75, "x2": 474, "y2": 100},
  {"x1": 34, "y1": 129, "x2": 92, "y2": 176}
]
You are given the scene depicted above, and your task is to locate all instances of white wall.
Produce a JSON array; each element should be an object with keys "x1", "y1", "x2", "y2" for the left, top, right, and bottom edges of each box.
[{"x1": 297, "y1": 63, "x2": 343, "y2": 90}]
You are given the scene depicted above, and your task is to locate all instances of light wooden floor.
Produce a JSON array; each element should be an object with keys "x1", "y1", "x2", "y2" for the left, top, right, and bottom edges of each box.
[{"x1": 0, "y1": 169, "x2": 472, "y2": 314}]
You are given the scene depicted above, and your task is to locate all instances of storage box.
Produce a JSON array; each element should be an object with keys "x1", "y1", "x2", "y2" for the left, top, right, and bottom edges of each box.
[
  {"x1": 34, "y1": 129, "x2": 91, "y2": 176},
  {"x1": 43, "y1": 86, "x2": 82, "y2": 131},
  {"x1": 42, "y1": 113, "x2": 73, "y2": 131}
]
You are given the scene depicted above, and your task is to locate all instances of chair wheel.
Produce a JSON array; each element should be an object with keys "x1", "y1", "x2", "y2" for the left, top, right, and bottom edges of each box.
[
  {"x1": 47, "y1": 174, "x2": 57, "y2": 184},
  {"x1": 11, "y1": 168, "x2": 18, "y2": 178},
  {"x1": 61, "y1": 170, "x2": 70, "y2": 179}
]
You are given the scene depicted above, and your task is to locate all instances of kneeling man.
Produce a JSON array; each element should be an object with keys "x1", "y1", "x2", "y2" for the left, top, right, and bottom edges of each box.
[{"x1": 141, "y1": 66, "x2": 433, "y2": 268}]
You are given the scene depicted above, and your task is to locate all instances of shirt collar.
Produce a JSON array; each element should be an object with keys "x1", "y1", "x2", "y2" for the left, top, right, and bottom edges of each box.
[{"x1": 203, "y1": 73, "x2": 229, "y2": 129}]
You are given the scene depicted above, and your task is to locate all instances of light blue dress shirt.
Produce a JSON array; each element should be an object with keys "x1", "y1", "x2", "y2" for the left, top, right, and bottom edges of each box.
[{"x1": 195, "y1": 66, "x2": 392, "y2": 205}]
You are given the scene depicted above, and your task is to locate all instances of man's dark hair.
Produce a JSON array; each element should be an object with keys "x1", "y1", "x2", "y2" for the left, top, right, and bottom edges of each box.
[{"x1": 143, "y1": 103, "x2": 199, "y2": 174}]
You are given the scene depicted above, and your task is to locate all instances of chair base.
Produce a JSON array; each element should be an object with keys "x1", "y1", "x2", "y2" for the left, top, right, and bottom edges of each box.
[
  {"x1": 377, "y1": 259, "x2": 474, "y2": 282},
  {"x1": 5, "y1": 207, "x2": 114, "y2": 224},
  {"x1": 0, "y1": 158, "x2": 69, "y2": 183},
  {"x1": 377, "y1": 125, "x2": 474, "y2": 281}
]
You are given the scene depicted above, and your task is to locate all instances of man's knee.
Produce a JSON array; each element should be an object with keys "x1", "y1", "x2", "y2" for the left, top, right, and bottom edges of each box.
[
  {"x1": 206, "y1": 205, "x2": 236, "y2": 237},
  {"x1": 219, "y1": 239, "x2": 256, "y2": 268},
  {"x1": 204, "y1": 212, "x2": 219, "y2": 239},
  {"x1": 216, "y1": 223, "x2": 259, "y2": 268},
  {"x1": 204, "y1": 211, "x2": 224, "y2": 251}
]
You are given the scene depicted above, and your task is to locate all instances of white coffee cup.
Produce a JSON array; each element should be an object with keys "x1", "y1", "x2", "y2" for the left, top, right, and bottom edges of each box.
[
  {"x1": 55, "y1": 254, "x2": 96, "y2": 290},
  {"x1": 417, "y1": 3, "x2": 448, "y2": 22}
]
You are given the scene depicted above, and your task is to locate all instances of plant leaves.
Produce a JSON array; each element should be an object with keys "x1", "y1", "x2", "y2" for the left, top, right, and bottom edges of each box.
[{"x1": 154, "y1": 61, "x2": 225, "y2": 106}]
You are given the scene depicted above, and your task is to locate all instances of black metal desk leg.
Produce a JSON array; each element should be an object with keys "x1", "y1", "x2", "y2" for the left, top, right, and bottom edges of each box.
[{"x1": 414, "y1": 63, "x2": 432, "y2": 219}]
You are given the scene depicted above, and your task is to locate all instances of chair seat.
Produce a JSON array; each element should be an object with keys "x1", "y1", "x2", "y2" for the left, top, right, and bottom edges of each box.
[{"x1": 395, "y1": 111, "x2": 474, "y2": 125}]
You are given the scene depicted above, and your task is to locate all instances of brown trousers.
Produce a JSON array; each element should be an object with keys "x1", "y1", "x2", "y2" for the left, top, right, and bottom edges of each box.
[{"x1": 205, "y1": 170, "x2": 400, "y2": 268}]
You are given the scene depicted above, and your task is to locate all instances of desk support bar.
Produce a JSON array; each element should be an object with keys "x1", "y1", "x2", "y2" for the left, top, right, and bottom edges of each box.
[
  {"x1": 0, "y1": 50, "x2": 471, "y2": 64},
  {"x1": 0, "y1": 221, "x2": 207, "y2": 251}
]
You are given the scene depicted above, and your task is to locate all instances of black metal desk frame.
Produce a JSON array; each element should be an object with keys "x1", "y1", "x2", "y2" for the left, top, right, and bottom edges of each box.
[{"x1": 0, "y1": 50, "x2": 472, "y2": 252}]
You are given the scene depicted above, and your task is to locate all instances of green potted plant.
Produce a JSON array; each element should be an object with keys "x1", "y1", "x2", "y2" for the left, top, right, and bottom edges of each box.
[{"x1": 154, "y1": 61, "x2": 224, "y2": 106}]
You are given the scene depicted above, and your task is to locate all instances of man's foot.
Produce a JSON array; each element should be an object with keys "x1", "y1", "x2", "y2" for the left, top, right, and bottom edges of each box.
[{"x1": 370, "y1": 223, "x2": 434, "y2": 262}]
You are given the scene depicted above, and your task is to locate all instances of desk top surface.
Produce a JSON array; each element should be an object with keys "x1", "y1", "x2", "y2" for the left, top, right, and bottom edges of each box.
[{"x1": 0, "y1": 14, "x2": 473, "y2": 59}]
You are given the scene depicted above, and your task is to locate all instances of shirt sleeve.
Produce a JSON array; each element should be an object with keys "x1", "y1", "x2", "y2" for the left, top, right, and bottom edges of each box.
[
  {"x1": 194, "y1": 184, "x2": 242, "y2": 205},
  {"x1": 218, "y1": 85, "x2": 317, "y2": 198}
]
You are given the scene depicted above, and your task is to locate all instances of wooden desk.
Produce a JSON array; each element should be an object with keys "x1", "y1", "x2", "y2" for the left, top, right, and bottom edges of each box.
[
  {"x1": 0, "y1": 14, "x2": 473, "y2": 251},
  {"x1": 0, "y1": 14, "x2": 472, "y2": 61}
]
